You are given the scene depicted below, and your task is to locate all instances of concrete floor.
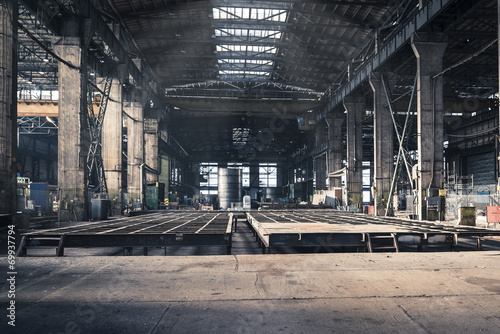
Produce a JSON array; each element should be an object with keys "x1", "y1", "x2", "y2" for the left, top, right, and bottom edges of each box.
[{"x1": 1, "y1": 251, "x2": 500, "y2": 333}]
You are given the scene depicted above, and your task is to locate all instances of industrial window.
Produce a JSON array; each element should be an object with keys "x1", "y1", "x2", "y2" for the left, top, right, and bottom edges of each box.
[
  {"x1": 259, "y1": 163, "x2": 278, "y2": 187},
  {"x1": 200, "y1": 163, "x2": 218, "y2": 195},
  {"x1": 242, "y1": 166, "x2": 250, "y2": 187},
  {"x1": 228, "y1": 163, "x2": 250, "y2": 187}
]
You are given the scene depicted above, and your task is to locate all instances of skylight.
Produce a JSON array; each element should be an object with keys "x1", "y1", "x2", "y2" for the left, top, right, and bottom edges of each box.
[
  {"x1": 212, "y1": 6, "x2": 288, "y2": 81},
  {"x1": 216, "y1": 45, "x2": 277, "y2": 54},
  {"x1": 213, "y1": 7, "x2": 288, "y2": 22},
  {"x1": 215, "y1": 29, "x2": 282, "y2": 39}
]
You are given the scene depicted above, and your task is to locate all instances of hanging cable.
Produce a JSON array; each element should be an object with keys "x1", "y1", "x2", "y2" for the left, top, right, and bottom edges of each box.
[
  {"x1": 433, "y1": 38, "x2": 498, "y2": 79},
  {"x1": 18, "y1": 22, "x2": 81, "y2": 71}
]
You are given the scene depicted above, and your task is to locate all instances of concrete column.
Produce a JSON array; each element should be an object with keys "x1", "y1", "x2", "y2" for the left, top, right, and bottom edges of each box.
[
  {"x1": 125, "y1": 99, "x2": 144, "y2": 209},
  {"x1": 326, "y1": 113, "x2": 344, "y2": 189},
  {"x1": 369, "y1": 72, "x2": 395, "y2": 215},
  {"x1": 102, "y1": 74, "x2": 123, "y2": 216},
  {"x1": 144, "y1": 109, "x2": 162, "y2": 185},
  {"x1": 0, "y1": 1, "x2": 17, "y2": 219},
  {"x1": 315, "y1": 155, "x2": 327, "y2": 190},
  {"x1": 158, "y1": 120, "x2": 170, "y2": 197},
  {"x1": 314, "y1": 119, "x2": 327, "y2": 190},
  {"x1": 344, "y1": 96, "x2": 364, "y2": 210},
  {"x1": 498, "y1": 0, "x2": 500, "y2": 187},
  {"x1": 411, "y1": 32, "x2": 448, "y2": 220},
  {"x1": 53, "y1": 20, "x2": 90, "y2": 221}
]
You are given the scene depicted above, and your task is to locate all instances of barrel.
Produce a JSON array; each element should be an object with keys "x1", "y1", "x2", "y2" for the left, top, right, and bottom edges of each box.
[{"x1": 218, "y1": 168, "x2": 242, "y2": 209}]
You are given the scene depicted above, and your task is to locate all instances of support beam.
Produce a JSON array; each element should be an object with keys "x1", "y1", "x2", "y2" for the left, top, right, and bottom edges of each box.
[
  {"x1": 326, "y1": 113, "x2": 344, "y2": 190},
  {"x1": 0, "y1": 1, "x2": 18, "y2": 220},
  {"x1": 411, "y1": 32, "x2": 448, "y2": 221},
  {"x1": 102, "y1": 74, "x2": 123, "y2": 216},
  {"x1": 370, "y1": 72, "x2": 396, "y2": 215},
  {"x1": 319, "y1": 0, "x2": 453, "y2": 120},
  {"x1": 344, "y1": 96, "x2": 364, "y2": 211},
  {"x1": 53, "y1": 20, "x2": 90, "y2": 221},
  {"x1": 166, "y1": 98, "x2": 321, "y2": 116},
  {"x1": 125, "y1": 98, "x2": 144, "y2": 209},
  {"x1": 68, "y1": 1, "x2": 162, "y2": 106}
]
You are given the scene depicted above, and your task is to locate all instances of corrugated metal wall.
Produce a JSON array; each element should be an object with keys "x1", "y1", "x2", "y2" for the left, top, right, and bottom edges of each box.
[{"x1": 466, "y1": 152, "x2": 495, "y2": 186}]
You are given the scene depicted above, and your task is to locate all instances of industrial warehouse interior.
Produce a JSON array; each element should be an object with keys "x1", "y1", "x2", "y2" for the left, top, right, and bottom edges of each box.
[{"x1": 2, "y1": 0, "x2": 500, "y2": 332}]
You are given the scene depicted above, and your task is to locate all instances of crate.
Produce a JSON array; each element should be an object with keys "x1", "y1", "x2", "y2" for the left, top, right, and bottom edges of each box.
[{"x1": 486, "y1": 206, "x2": 500, "y2": 223}]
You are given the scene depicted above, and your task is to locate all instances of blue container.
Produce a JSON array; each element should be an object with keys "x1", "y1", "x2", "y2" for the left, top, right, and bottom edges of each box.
[{"x1": 29, "y1": 183, "x2": 49, "y2": 211}]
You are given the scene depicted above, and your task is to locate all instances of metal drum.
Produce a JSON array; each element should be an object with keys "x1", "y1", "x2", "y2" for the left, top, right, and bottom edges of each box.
[{"x1": 218, "y1": 167, "x2": 242, "y2": 209}]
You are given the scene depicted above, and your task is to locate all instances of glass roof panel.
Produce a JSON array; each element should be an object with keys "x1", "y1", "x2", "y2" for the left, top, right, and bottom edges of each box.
[
  {"x1": 213, "y1": 6, "x2": 287, "y2": 81},
  {"x1": 213, "y1": 7, "x2": 288, "y2": 22},
  {"x1": 215, "y1": 29, "x2": 281, "y2": 39}
]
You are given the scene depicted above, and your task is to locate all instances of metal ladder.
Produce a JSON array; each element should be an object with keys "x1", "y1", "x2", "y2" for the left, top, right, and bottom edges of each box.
[{"x1": 366, "y1": 233, "x2": 399, "y2": 253}]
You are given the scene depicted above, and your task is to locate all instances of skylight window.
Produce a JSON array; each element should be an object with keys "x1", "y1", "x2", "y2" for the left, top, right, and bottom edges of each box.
[
  {"x1": 212, "y1": 6, "x2": 288, "y2": 82},
  {"x1": 219, "y1": 59, "x2": 273, "y2": 66},
  {"x1": 215, "y1": 29, "x2": 282, "y2": 39},
  {"x1": 213, "y1": 7, "x2": 288, "y2": 22},
  {"x1": 216, "y1": 45, "x2": 277, "y2": 54},
  {"x1": 220, "y1": 70, "x2": 270, "y2": 76}
]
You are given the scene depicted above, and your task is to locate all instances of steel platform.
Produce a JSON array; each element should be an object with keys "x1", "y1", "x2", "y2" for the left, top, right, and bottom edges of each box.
[
  {"x1": 17, "y1": 211, "x2": 235, "y2": 256},
  {"x1": 247, "y1": 210, "x2": 500, "y2": 253}
]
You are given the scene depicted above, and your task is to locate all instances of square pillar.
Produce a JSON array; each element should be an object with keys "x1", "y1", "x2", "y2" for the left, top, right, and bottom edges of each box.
[
  {"x1": 326, "y1": 113, "x2": 345, "y2": 189},
  {"x1": 344, "y1": 96, "x2": 364, "y2": 210},
  {"x1": 0, "y1": 1, "x2": 18, "y2": 219},
  {"x1": 314, "y1": 155, "x2": 327, "y2": 191},
  {"x1": 144, "y1": 111, "x2": 161, "y2": 184},
  {"x1": 314, "y1": 119, "x2": 327, "y2": 190},
  {"x1": 102, "y1": 74, "x2": 123, "y2": 215},
  {"x1": 53, "y1": 20, "x2": 90, "y2": 221},
  {"x1": 369, "y1": 72, "x2": 395, "y2": 215},
  {"x1": 125, "y1": 99, "x2": 144, "y2": 209},
  {"x1": 411, "y1": 32, "x2": 448, "y2": 220}
]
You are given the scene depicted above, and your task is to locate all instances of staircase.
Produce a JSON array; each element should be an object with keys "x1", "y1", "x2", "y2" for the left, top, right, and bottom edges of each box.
[
  {"x1": 16, "y1": 235, "x2": 66, "y2": 257},
  {"x1": 366, "y1": 233, "x2": 399, "y2": 253}
]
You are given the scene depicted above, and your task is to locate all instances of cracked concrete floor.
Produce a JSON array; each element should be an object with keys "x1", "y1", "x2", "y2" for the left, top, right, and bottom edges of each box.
[{"x1": 1, "y1": 252, "x2": 500, "y2": 333}]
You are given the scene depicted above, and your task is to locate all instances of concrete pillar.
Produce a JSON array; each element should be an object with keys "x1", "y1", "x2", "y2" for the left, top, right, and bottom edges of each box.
[
  {"x1": 102, "y1": 74, "x2": 123, "y2": 216},
  {"x1": 326, "y1": 113, "x2": 344, "y2": 189},
  {"x1": 53, "y1": 20, "x2": 90, "y2": 221},
  {"x1": 144, "y1": 109, "x2": 162, "y2": 185},
  {"x1": 158, "y1": 120, "x2": 170, "y2": 198},
  {"x1": 144, "y1": 122, "x2": 159, "y2": 184},
  {"x1": 498, "y1": 0, "x2": 500, "y2": 187},
  {"x1": 125, "y1": 97, "x2": 144, "y2": 209},
  {"x1": 314, "y1": 119, "x2": 327, "y2": 190},
  {"x1": 0, "y1": 1, "x2": 17, "y2": 219},
  {"x1": 344, "y1": 96, "x2": 364, "y2": 210},
  {"x1": 370, "y1": 72, "x2": 395, "y2": 215},
  {"x1": 315, "y1": 155, "x2": 327, "y2": 190},
  {"x1": 411, "y1": 32, "x2": 448, "y2": 220}
]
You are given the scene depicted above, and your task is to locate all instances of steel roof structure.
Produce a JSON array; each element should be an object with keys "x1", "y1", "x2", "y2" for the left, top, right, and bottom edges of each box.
[{"x1": 16, "y1": 0, "x2": 499, "y2": 163}]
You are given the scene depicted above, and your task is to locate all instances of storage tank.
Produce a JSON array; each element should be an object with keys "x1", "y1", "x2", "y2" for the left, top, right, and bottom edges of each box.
[{"x1": 218, "y1": 167, "x2": 242, "y2": 209}]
